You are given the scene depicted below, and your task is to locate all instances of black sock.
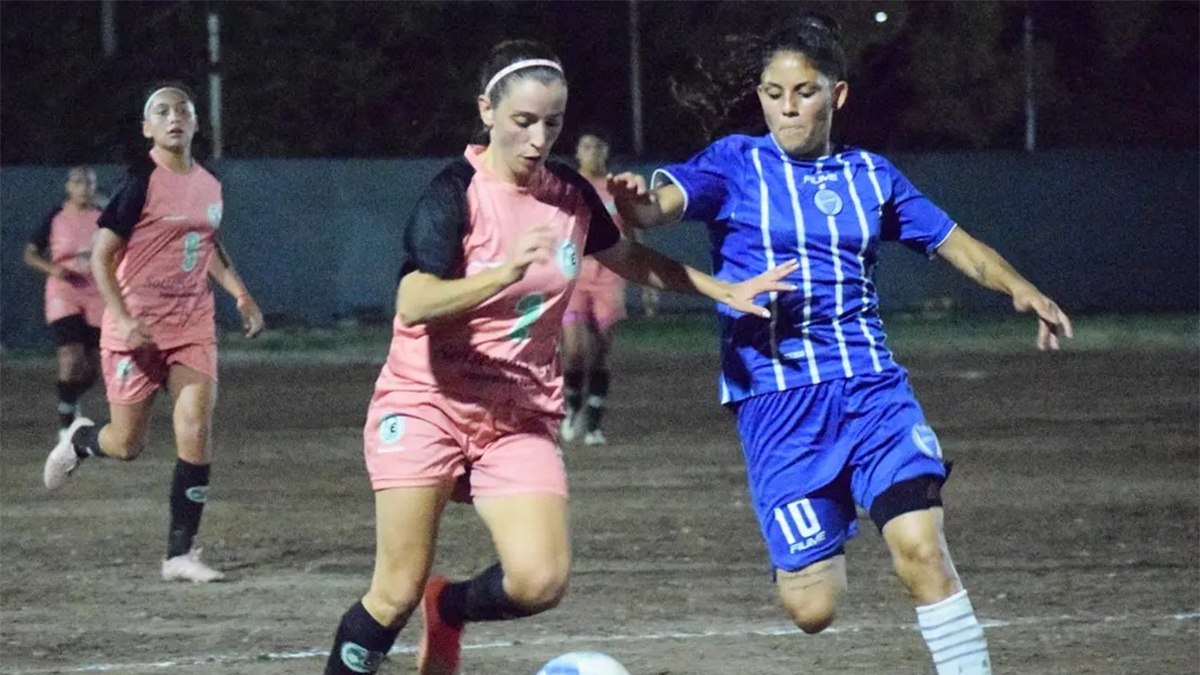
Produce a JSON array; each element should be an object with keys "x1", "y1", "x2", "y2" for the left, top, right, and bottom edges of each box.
[
  {"x1": 167, "y1": 459, "x2": 210, "y2": 559},
  {"x1": 71, "y1": 423, "x2": 105, "y2": 459},
  {"x1": 564, "y1": 370, "x2": 585, "y2": 414},
  {"x1": 437, "y1": 563, "x2": 534, "y2": 624},
  {"x1": 324, "y1": 601, "x2": 400, "y2": 675},
  {"x1": 56, "y1": 380, "x2": 87, "y2": 429},
  {"x1": 584, "y1": 369, "x2": 610, "y2": 432}
]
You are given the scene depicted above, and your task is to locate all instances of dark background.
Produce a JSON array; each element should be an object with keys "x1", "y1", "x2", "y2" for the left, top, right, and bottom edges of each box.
[{"x1": 2, "y1": 0, "x2": 1197, "y2": 164}]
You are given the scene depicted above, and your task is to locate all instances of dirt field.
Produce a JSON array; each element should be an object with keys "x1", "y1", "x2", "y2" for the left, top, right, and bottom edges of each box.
[{"x1": 2, "y1": 325, "x2": 1197, "y2": 675}]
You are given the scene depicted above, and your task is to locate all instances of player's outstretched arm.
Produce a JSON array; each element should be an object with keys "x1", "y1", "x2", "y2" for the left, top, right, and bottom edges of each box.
[
  {"x1": 934, "y1": 226, "x2": 1074, "y2": 351},
  {"x1": 593, "y1": 237, "x2": 798, "y2": 318}
]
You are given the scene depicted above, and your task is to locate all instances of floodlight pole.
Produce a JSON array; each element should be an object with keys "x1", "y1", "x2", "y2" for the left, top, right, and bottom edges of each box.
[
  {"x1": 101, "y1": 0, "x2": 117, "y2": 57},
  {"x1": 1023, "y1": 6, "x2": 1036, "y2": 153},
  {"x1": 629, "y1": 0, "x2": 645, "y2": 157},
  {"x1": 207, "y1": 10, "x2": 223, "y2": 159}
]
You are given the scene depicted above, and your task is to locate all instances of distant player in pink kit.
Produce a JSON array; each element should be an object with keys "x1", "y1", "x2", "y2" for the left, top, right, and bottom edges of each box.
[
  {"x1": 23, "y1": 167, "x2": 105, "y2": 439},
  {"x1": 42, "y1": 84, "x2": 265, "y2": 583},
  {"x1": 561, "y1": 130, "x2": 628, "y2": 446},
  {"x1": 322, "y1": 40, "x2": 797, "y2": 675}
]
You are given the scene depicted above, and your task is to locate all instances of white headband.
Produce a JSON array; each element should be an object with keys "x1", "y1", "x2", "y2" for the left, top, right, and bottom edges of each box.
[
  {"x1": 483, "y1": 59, "x2": 563, "y2": 98},
  {"x1": 142, "y1": 87, "x2": 193, "y2": 119}
]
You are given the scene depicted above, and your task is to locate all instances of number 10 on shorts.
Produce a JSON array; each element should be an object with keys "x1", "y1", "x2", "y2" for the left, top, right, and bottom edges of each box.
[{"x1": 774, "y1": 499, "x2": 825, "y2": 553}]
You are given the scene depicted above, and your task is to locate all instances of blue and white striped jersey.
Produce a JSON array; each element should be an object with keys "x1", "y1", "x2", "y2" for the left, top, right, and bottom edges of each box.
[{"x1": 653, "y1": 133, "x2": 957, "y2": 404}]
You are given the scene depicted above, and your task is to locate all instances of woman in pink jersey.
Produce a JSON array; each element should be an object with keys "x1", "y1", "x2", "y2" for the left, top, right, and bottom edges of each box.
[
  {"x1": 23, "y1": 167, "x2": 105, "y2": 439},
  {"x1": 42, "y1": 84, "x2": 265, "y2": 584},
  {"x1": 560, "y1": 130, "x2": 631, "y2": 446},
  {"x1": 322, "y1": 40, "x2": 798, "y2": 675}
]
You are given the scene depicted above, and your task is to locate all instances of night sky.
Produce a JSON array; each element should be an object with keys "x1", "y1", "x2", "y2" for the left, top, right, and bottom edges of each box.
[{"x1": 1, "y1": 0, "x2": 1196, "y2": 164}]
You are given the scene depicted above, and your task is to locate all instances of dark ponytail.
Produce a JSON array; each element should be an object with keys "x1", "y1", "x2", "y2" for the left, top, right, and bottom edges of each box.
[{"x1": 671, "y1": 12, "x2": 849, "y2": 141}]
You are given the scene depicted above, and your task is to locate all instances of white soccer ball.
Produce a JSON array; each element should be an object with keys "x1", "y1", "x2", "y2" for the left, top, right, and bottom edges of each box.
[{"x1": 536, "y1": 651, "x2": 632, "y2": 675}]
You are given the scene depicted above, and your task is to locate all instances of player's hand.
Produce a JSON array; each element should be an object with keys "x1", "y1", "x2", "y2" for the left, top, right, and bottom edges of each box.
[
  {"x1": 607, "y1": 172, "x2": 651, "y2": 223},
  {"x1": 721, "y1": 259, "x2": 800, "y2": 319},
  {"x1": 237, "y1": 294, "x2": 265, "y2": 338},
  {"x1": 1012, "y1": 288, "x2": 1073, "y2": 351},
  {"x1": 500, "y1": 223, "x2": 556, "y2": 284},
  {"x1": 115, "y1": 314, "x2": 154, "y2": 350}
]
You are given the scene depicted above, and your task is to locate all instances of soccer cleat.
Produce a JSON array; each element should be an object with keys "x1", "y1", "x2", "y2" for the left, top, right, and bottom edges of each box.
[
  {"x1": 162, "y1": 548, "x2": 226, "y2": 583},
  {"x1": 417, "y1": 575, "x2": 463, "y2": 675},
  {"x1": 583, "y1": 429, "x2": 607, "y2": 446},
  {"x1": 559, "y1": 409, "x2": 581, "y2": 443},
  {"x1": 44, "y1": 416, "x2": 94, "y2": 490}
]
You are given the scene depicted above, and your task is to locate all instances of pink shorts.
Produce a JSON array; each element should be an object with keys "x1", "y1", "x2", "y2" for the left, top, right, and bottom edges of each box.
[
  {"x1": 45, "y1": 276, "x2": 104, "y2": 326},
  {"x1": 102, "y1": 343, "x2": 218, "y2": 404},
  {"x1": 563, "y1": 284, "x2": 626, "y2": 333},
  {"x1": 363, "y1": 388, "x2": 567, "y2": 499}
]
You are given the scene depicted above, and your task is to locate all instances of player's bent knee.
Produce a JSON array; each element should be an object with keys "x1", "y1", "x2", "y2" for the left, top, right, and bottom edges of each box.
[
  {"x1": 504, "y1": 566, "x2": 569, "y2": 612},
  {"x1": 106, "y1": 432, "x2": 146, "y2": 460},
  {"x1": 781, "y1": 597, "x2": 837, "y2": 634}
]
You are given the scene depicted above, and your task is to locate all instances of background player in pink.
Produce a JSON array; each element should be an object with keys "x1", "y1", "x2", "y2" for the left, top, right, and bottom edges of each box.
[
  {"x1": 322, "y1": 40, "x2": 797, "y2": 675},
  {"x1": 23, "y1": 167, "x2": 105, "y2": 440},
  {"x1": 42, "y1": 84, "x2": 265, "y2": 583},
  {"x1": 560, "y1": 129, "x2": 650, "y2": 446}
]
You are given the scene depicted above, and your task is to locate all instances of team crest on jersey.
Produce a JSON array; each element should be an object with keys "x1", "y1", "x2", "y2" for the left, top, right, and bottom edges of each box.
[
  {"x1": 378, "y1": 413, "x2": 405, "y2": 445},
  {"x1": 116, "y1": 357, "x2": 134, "y2": 381},
  {"x1": 813, "y1": 186, "x2": 843, "y2": 216},
  {"x1": 911, "y1": 423, "x2": 942, "y2": 459},
  {"x1": 207, "y1": 203, "x2": 223, "y2": 229},
  {"x1": 556, "y1": 239, "x2": 579, "y2": 279}
]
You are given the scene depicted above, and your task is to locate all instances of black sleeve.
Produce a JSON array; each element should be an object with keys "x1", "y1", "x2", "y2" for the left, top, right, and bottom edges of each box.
[
  {"x1": 545, "y1": 161, "x2": 621, "y2": 256},
  {"x1": 29, "y1": 207, "x2": 61, "y2": 251},
  {"x1": 398, "y1": 158, "x2": 474, "y2": 279},
  {"x1": 97, "y1": 157, "x2": 154, "y2": 240}
]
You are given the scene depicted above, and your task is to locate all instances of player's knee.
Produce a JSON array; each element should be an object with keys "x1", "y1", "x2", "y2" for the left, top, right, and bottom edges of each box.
[
  {"x1": 781, "y1": 595, "x2": 837, "y2": 634},
  {"x1": 106, "y1": 430, "x2": 146, "y2": 460},
  {"x1": 504, "y1": 565, "x2": 569, "y2": 612},
  {"x1": 891, "y1": 534, "x2": 947, "y2": 573}
]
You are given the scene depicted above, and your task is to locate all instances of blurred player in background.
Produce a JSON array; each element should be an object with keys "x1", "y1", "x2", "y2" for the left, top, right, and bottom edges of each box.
[
  {"x1": 321, "y1": 39, "x2": 795, "y2": 675},
  {"x1": 610, "y1": 14, "x2": 1073, "y2": 675},
  {"x1": 42, "y1": 84, "x2": 265, "y2": 583},
  {"x1": 23, "y1": 167, "x2": 105, "y2": 440},
  {"x1": 561, "y1": 130, "x2": 626, "y2": 446}
]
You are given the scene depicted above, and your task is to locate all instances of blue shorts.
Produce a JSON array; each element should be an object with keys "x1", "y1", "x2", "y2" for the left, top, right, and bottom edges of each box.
[{"x1": 734, "y1": 367, "x2": 947, "y2": 572}]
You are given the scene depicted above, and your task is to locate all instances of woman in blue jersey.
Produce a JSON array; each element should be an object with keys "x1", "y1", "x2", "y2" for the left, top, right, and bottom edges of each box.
[{"x1": 611, "y1": 14, "x2": 1072, "y2": 675}]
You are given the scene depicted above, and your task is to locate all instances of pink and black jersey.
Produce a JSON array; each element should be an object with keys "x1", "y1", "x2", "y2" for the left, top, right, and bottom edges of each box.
[
  {"x1": 30, "y1": 203, "x2": 105, "y2": 325},
  {"x1": 575, "y1": 176, "x2": 626, "y2": 293},
  {"x1": 29, "y1": 204, "x2": 102, "y2": 275},
  {"x1": 97, "y1": 153, "x2": 223, "y2": 351},
  {"x1": 378, "y1": 145, "x2": 621, "y2": 419}
]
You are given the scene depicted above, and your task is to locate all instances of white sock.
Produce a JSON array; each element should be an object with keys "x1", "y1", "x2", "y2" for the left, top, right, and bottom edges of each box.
[{"x1": 916, "y1": 589, "x2": 992, "y2": 675}]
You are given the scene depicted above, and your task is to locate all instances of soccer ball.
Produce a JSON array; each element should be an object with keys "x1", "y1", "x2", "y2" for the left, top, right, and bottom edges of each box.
[{"x1": 536, "y1": 651, "x2": 632, "y2": 675}]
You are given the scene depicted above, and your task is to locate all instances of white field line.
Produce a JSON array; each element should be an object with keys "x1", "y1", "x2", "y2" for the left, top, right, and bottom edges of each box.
[{"x1": 7, "y1": 610, "x2": 1198, "y2": 674}]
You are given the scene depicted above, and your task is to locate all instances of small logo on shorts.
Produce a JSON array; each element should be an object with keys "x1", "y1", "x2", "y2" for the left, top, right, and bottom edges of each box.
[
  {"x1": 116, "y1": 357, "x2": 134, "y2": 381},
  {"x1": 378, "y1": 414, "x2": 405, "y2": 446},
  {"x1": 339, "y1": 642, "x2": 383, "y2": 673},
  {"x1": 185, "y1": 486, "x2": 208, "y2": 503},
  {"x1": 911, "y1": 423, "x2": 942, "y2": 459},
  {"x1": 557, "y1": 239, "x2": 579, "y2": 279},
  {"x1": 813, "y1": 186, "x2": 843, "y2": 216},
  {"x1": 207, "y1": 203, "x2": 223, "y2": 229}
]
